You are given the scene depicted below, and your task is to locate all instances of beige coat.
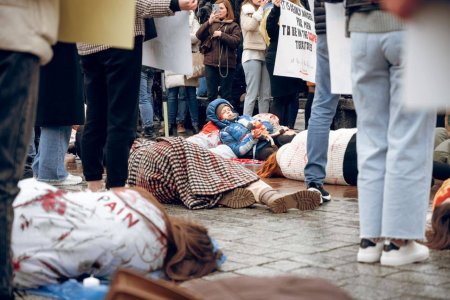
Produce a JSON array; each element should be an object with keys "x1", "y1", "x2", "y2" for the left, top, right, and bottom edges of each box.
[
  {"x1": 240, "y1": 3, "x2": 266, "y2": 51},
  {"x1": 0, "y1": 0, "x2": 59, "y2": 64},
  {"x1": 165, "y1": 11, "x2": 201, "y2": 88}
]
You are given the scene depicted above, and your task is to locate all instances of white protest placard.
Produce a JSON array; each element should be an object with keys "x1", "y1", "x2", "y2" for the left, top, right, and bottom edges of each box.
[
  {"x1": 274, "y1": 0, "x2": 317, "y2": 82},
  {"x1": 325, "y1": 2, "x2": 352, "y2": 95},
  {"x1": 142, "y1": 12, "x2": 192, "y2": 75},
  {"x1": 403, "y1": 3, "x2": 450, "y2": 112}
]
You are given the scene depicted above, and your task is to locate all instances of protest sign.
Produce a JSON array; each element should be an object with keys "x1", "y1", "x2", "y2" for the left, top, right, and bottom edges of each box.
[
  {"x1": 58, "y1": 0, "x2": 136, "y2": 49},
  {"x1": 274, "y1": 0, "x2": 317, "y2": 82},
  {"x1": 142, "y1": 12, "x2": 192, "y2": 75},
  {"x1": 325, "y1": 2, "x2": 352, "y2": 94},
  {"x1": 403, "y1": 3, "x2": 450, "y2": 111}
]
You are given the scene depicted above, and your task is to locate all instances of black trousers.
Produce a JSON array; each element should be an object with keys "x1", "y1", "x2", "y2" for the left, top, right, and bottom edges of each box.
[
  {"x1": 270, "y1": 93, "x2": 299, "y2": 128},
  {"x1": 205, "y1": 65, "x2": 235, "y2": 102},
  {"x1": 0, "y1": 50, "x2": 39, "y2": 297},
  {"x1": 80, "y1": 37, "x2": 143, "y2": 188}
]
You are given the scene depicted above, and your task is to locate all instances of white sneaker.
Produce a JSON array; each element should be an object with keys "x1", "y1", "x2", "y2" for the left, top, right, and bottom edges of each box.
[
  {"x1": 380, "y1": 240, "x2": 429, "y2": 266},
  {"x1": 52, "y1": 174, "x2": 83, "y2": 186},
  {"x1": 357, "y1": 238, "x2": 384, "y2": 263}
]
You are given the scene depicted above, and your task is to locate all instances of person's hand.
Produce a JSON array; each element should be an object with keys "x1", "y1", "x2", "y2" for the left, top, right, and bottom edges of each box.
[
  {"x1": 213, "y1": 30, "x2": 222, "y2": 38},
  {"x1": 273, "y1": 0, "x2": 281, "y2": 8},
  {"x1": 380, "y1": 0, "x2": 425, "y2": 19},
  {"x1": 72, "y1": 125, "x2": 80, "y2": 131},
  {"x1": 209, "y1": 11, "x2": 218, "y2": 24},
  {"x1": 252, "y1": 128, "x2": 263, "y2": 139},
  {"x1": 179, "y1": 0, "x2": 198, "y2": 11}
]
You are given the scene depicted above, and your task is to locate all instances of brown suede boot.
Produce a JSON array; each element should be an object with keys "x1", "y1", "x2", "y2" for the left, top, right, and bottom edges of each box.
[
  {"x1": 218, "y1": 188, "x2": 256, "y2": 209},
  {"x1": 261, "y1": 190, "x2": 321, "y2": 214}
]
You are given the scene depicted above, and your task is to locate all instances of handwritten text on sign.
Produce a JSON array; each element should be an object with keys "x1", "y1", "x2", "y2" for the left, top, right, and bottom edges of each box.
[{"x1": 274, "y1": 0, "x2": 317, "y2": 82}]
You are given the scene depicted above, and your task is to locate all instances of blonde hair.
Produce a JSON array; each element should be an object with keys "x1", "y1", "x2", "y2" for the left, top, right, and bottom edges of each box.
[{"x1": 131, "y1": 188, "x2": 221, "y2": 280}]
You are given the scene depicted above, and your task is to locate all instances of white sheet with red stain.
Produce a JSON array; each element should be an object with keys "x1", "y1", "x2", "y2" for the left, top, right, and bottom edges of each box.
[{"x1": 12, "y1": 179, "x2": 168, "y2": 288}]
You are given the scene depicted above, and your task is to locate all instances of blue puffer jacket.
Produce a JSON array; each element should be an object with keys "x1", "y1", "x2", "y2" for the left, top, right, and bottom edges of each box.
[{"x1": 206, "y1": 98, "x2": 273, "y2": 158}]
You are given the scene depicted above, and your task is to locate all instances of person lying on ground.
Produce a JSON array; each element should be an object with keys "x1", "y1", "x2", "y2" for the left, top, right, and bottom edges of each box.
[
  {"x1": 12, "y1": 179, "x2": 221, "y2": 288},
  {"x1": 127, "y1": 137, "x2": 320, "y2": 213},
  {"x1": 186, "y1": 102, "x2": 294, "y2": 160},
  {"x1": 209, "y1": 98, "x2": 294, "y2": 160},
  {"x1": 427, "y1": 178, "x2": 450, "y2": 250},
  {"x1": 258, "y1": 128, "x2": 450, "y2": 187}
]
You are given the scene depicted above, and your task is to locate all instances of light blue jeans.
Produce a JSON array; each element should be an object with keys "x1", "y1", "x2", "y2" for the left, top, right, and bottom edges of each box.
[
  {"x1": 168, "y1": 86, "x2": 199, "y2": 126},
  {"x1": 351, "y1": 31, "x2": 436, "y2": 239},
  {"x1": 242, "y1": 59, "x2": 271, "y2": 116},
  {"x1": 139, "y1": 67, "x2": 155, "y2": 128},
  {"x1": 305, "y1": 34, "x2": 340, "y2": 185},
  {"x1": 32, "y1": 126, "x2": 72, "y2": 182}
]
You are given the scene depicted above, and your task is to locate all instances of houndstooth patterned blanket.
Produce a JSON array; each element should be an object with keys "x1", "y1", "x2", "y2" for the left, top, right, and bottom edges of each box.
[{"x1": 128, "y1": 137, "x2": 259, "y2": 209}]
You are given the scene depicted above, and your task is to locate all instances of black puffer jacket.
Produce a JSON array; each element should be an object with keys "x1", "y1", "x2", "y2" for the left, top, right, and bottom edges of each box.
[{"x1": 314, "y1": 0, "x2": 326, "y2": 35}]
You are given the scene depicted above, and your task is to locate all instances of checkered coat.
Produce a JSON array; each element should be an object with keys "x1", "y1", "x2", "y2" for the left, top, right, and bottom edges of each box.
[{"x1": 128, "y1": 138, "x2": 259, "y2": 209}]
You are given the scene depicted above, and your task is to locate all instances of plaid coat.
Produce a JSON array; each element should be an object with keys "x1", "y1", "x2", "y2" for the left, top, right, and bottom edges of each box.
[{"x1": 128, "y1": 138, "x2": 259, "y2": 209}]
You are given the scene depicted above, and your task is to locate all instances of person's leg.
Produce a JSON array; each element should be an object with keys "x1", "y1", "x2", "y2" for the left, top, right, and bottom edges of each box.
[
  {"x1": 287, "y1": 92, "x2": 299, "y2": 129},
  {"x1": 185, "y1": 86, "x2": 199, "y2": 131},
  {"x1": 32, "y1": 126, "x2": 76, "y2": 182},
  {"x1": 80, "y1": 53, "x2": 108, "y2": 190},
  {"x1": 22, "y1": 129, "x2": 36, "y2": 179},
  {"x1": 243, "y1": 60, "x2": 262, "y2": 116},
  {"x1": 197, "y1": 76, "x2": 208, "y2": 97},
  {"x1": 167, "y1": 87, "x2": 179, "y2": 135},
  {"x1": 352, "y1": 32, "x2": 390, "y2": 241},
  {"x1": 258, "y1": 61, "x2": 272, "y2": 114},
  {"x1": 104, "y1": 37, "x2": 143, "y2": 188},
  {"x1": 176, "y1": 87, "x2": 187, "y2": 133},
  {"x1": 205, "y1": 65, "x2": 220, "y2": 101},
  {"x1": 381, "y1": 31, "x2": 436, "y2": 240},
  {"x1": 304, "y1": 34, "x2": 340, "y2": 198},
  {"x1": 270, "y1": 96, "x2": 286, "y2": 126},
  {"x1": 218, "y1": 68, "x2": 236, "y2": 102},
  {"x1": 0, "y1": 51, "x2": 39, "y2": 299},
  {"x1": 139, "y1": 68, "x2": 155, "y2": 138},
  {"x1": 244, "y1": 180, "x2": 321, "y2": 213}
]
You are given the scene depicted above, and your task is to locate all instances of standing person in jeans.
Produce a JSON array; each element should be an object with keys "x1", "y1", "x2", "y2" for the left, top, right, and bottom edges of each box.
[
  {"x1": 196, "y1": 0, "x2": 241, "y2": 102},
  {"x1": 139, "y1": 66, "x2": 156, "y2": 139},
  {"x1": 304, "y1": 0, "x2": 340, "y2": 203},
  {"x1": 78, "y1": 0, "x2": 197, "y2": 192},
  {"x1": 32, "y1": 42, "x2": 85, "y2": 186},
  {"x1": 0, "y1": 1, "x2": 59, "y2": 298},
  {"x1": 240, "y1": 0, "x2": 271, "y2": 117},
  {"x1": 342, "y1": 0, "x2": 436, "y2": 266}
]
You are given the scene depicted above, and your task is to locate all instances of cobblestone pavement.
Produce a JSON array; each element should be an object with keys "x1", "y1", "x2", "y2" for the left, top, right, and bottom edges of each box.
[{"x1": 24, "y1": 140, "x2": 450, "y2": 300}]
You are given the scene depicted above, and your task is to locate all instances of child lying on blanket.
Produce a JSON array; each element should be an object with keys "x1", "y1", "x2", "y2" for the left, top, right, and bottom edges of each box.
[
  {"x1": 187, "y1": 99, "x2": 294, "y2": 160},
  {"x1": 12, "y1": 179, "x2": 221, "y2": 288},
  {"x1": 128, "y1": 137, "x2": 320, "y2": 213}
]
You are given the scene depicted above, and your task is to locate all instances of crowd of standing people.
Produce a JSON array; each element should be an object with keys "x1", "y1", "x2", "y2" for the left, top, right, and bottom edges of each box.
[{"x1": 1, "y1": 0, "x2": 450, "y2": 298}]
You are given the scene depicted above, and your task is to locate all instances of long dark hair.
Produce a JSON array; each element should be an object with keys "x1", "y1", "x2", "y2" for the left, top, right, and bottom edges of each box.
[{"x1": 131, "y1": 188, "x2": 222, "y2": 280}]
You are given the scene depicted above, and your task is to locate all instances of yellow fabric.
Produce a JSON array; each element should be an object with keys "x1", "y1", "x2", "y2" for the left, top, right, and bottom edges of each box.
[{"x1": 259, "y1": 7, "x2": 272, "y2": 46}]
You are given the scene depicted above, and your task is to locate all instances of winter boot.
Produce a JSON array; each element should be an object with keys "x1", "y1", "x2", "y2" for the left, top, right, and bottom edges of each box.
[
  {"x1": 218, "y1": 188, "x2": 256, "y2": 208},
  {"x1": 260, "y1": 189, "x2": 321, "y2": 214},
  {"x1": 143, "y1": 126, "x2": 156, "y2": 140}
]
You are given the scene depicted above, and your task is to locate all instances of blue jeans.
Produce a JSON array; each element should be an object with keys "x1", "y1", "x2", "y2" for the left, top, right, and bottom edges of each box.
[
  {"x1": 352, "y1": 31, "x2": 436, "y2": 239},
  {"x1": 139, "y1": 67, "x2": 154, "y2": 128},
  {"x1": 197, "y1": 76, "x2": 207, "y2": 97},
  {"x1": 168, "y1": 86, "x2": 199, "y2": 126},
  {"x1": 305, "y1": 34, "x2": 340, "y2": 185},
  {"x1": 32, "y1": 126, "x2": 72, "y2": 181}
]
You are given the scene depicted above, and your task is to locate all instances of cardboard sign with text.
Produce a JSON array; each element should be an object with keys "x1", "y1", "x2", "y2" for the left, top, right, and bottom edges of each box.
[
  {"x1": 274, "y1": 0, "x2": 317, "y2": 82},
  {"x1": 58, "y1": 0, "x2": 136, "y2": 49}
]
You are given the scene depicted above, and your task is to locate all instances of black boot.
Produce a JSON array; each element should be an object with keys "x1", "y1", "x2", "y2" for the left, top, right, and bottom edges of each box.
[
  {"x1": 143, "y1": 126, "x2": 156, "y2": 140},
  {"x1": 192, "y1": 124, "x2": 200, "y2": 135},
  {"x1": 169, "y1": 124, "x2": 177, "y2": 137}
]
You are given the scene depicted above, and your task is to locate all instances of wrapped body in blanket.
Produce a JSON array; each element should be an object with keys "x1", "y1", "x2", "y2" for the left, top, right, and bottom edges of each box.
[{"x1": 127, "y1": 137, "x2": 321, "y2": 213}]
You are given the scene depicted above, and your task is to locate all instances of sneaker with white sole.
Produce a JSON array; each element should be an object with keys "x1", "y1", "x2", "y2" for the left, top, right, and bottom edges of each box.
[
  {"x1": 307, "y1": 182, "x2": 331, "y2": 204},
  {"x1": 52, "y1": 174, "x2": 83, "y2": 186},
  {"x1": 380, "y1": 240, "x2": 429, "y2": 266},
  {"x1": 357, "y1": 238, "x2": 384, "y2": 263}
]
